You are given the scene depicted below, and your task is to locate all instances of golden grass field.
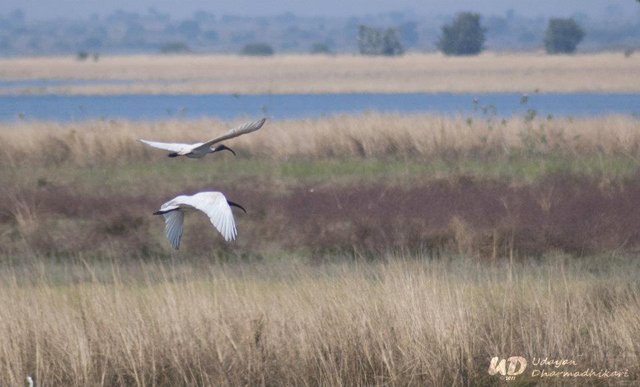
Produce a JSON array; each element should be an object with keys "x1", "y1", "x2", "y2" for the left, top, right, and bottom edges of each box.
[
  {"x1": 1, "y1": 256, "x2": 638, "y2": 385},
  {"x1": 1, "y1": 52, "x2": 639, "y2": 94},
  {"x1": 1, "y1": 114, "x2": 640, "y2": 385}
]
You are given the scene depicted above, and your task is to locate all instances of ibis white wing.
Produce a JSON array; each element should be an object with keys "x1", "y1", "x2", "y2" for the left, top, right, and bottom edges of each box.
[
  {"x1": 139, "y1": 139, "x2": 193, "y2": 153},
  {"x1": 181, "y1": 192, "x2": 238, "y2": 241},
  {"x1": 162, "y1": 210, "x2": 185, "y2": 249},
  {"x1": 192, "y1": 118, "x2": 267, "y2": 152}
]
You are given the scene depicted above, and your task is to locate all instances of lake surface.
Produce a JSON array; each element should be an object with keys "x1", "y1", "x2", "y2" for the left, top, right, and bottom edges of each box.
[{"x1": 0, "y1": 92, "x2": 638, "y2": 122}]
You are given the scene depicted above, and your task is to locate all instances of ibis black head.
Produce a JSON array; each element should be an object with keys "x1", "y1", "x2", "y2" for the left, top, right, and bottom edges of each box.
[
  {"x1": 213, "y1": 144, "x2": 236, "y2": 156},
  {"x1": 227, "y1": 200, "x2": 247, "y2": 213}
]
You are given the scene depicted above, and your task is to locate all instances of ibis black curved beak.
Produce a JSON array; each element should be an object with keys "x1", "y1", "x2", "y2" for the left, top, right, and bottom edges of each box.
[
  {"x1": 153, "y1": 208, "x2": 177, "y2": 215},
  {"x1": 214, "y1": 144, "x2": 236, "y2": 156},
  {"x1": 227, "y1": 200, "x2": 247, "y2": 213}
]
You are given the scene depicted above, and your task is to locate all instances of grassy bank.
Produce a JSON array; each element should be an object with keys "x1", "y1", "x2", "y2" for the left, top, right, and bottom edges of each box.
[
  {"x1": 1, "y1": 52, "x2": 639, "y2": 94},
  {"x1": 0, "y1": 256, "x2": 638, "y2": 385}
]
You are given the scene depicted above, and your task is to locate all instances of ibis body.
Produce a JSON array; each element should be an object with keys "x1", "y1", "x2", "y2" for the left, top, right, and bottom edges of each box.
[
  {"x1": 140, "y1": 118, "x2": 266, "y2": 158},
  {"x1": 154, "y1": 191, "x2": 246, "y2": 249}
]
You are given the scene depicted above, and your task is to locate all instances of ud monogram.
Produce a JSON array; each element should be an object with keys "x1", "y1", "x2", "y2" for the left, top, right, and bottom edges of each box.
[{"x1": 488, "y1": 356, "x2": 527, "y2": 378}]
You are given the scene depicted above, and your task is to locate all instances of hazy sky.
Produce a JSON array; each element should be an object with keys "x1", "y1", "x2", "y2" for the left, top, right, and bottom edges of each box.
[{"x1": 2, "y1": 0, "x2": 638, "y2": 20}]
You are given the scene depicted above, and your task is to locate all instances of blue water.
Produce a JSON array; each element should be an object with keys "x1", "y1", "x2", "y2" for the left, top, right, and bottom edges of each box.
[{"x1": 0, "y1": 93, "x2": 638, "y2": 122}]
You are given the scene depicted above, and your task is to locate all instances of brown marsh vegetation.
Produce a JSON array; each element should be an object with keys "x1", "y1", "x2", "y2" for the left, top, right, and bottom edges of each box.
[
  {"x1": 5, "y1": 174, "x2": 640, "y2": 260},
  {"x1": 2, "y1": 113, "x2": 640, "y2": 259}
]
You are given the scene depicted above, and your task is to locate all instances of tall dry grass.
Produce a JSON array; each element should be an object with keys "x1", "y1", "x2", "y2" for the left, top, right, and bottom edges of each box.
[
  {"x1": 0, "y1": 256, "x2": 637, "y2": 386},
  {"x1": 1, "y1": 113, "x2": 639, "y2": 167},
  {"x1": 1, "y1": 52, "x2": 639, "y2": 94}
]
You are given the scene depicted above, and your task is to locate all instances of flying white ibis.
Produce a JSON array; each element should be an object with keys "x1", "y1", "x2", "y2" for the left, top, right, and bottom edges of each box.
[
  {"x1": 140, "y1": 117, "x2": 266, "y2": 158},
  {"x1": 154, "y1": 191, "x2": 246, "y2": 249}
]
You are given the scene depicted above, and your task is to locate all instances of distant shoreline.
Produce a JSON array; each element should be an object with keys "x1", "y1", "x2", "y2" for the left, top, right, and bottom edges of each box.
[{"x1": 0, "y1": 52, "x2": 639, "y2": 95}]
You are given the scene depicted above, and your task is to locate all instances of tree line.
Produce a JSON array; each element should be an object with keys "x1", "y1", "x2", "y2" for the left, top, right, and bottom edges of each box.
[
  {"x1": 358, "y1": 13, "x2": 586, "y2": 56},
  {"x1": 0, "y1": 8, "x2": 620, "y2": 57}
]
